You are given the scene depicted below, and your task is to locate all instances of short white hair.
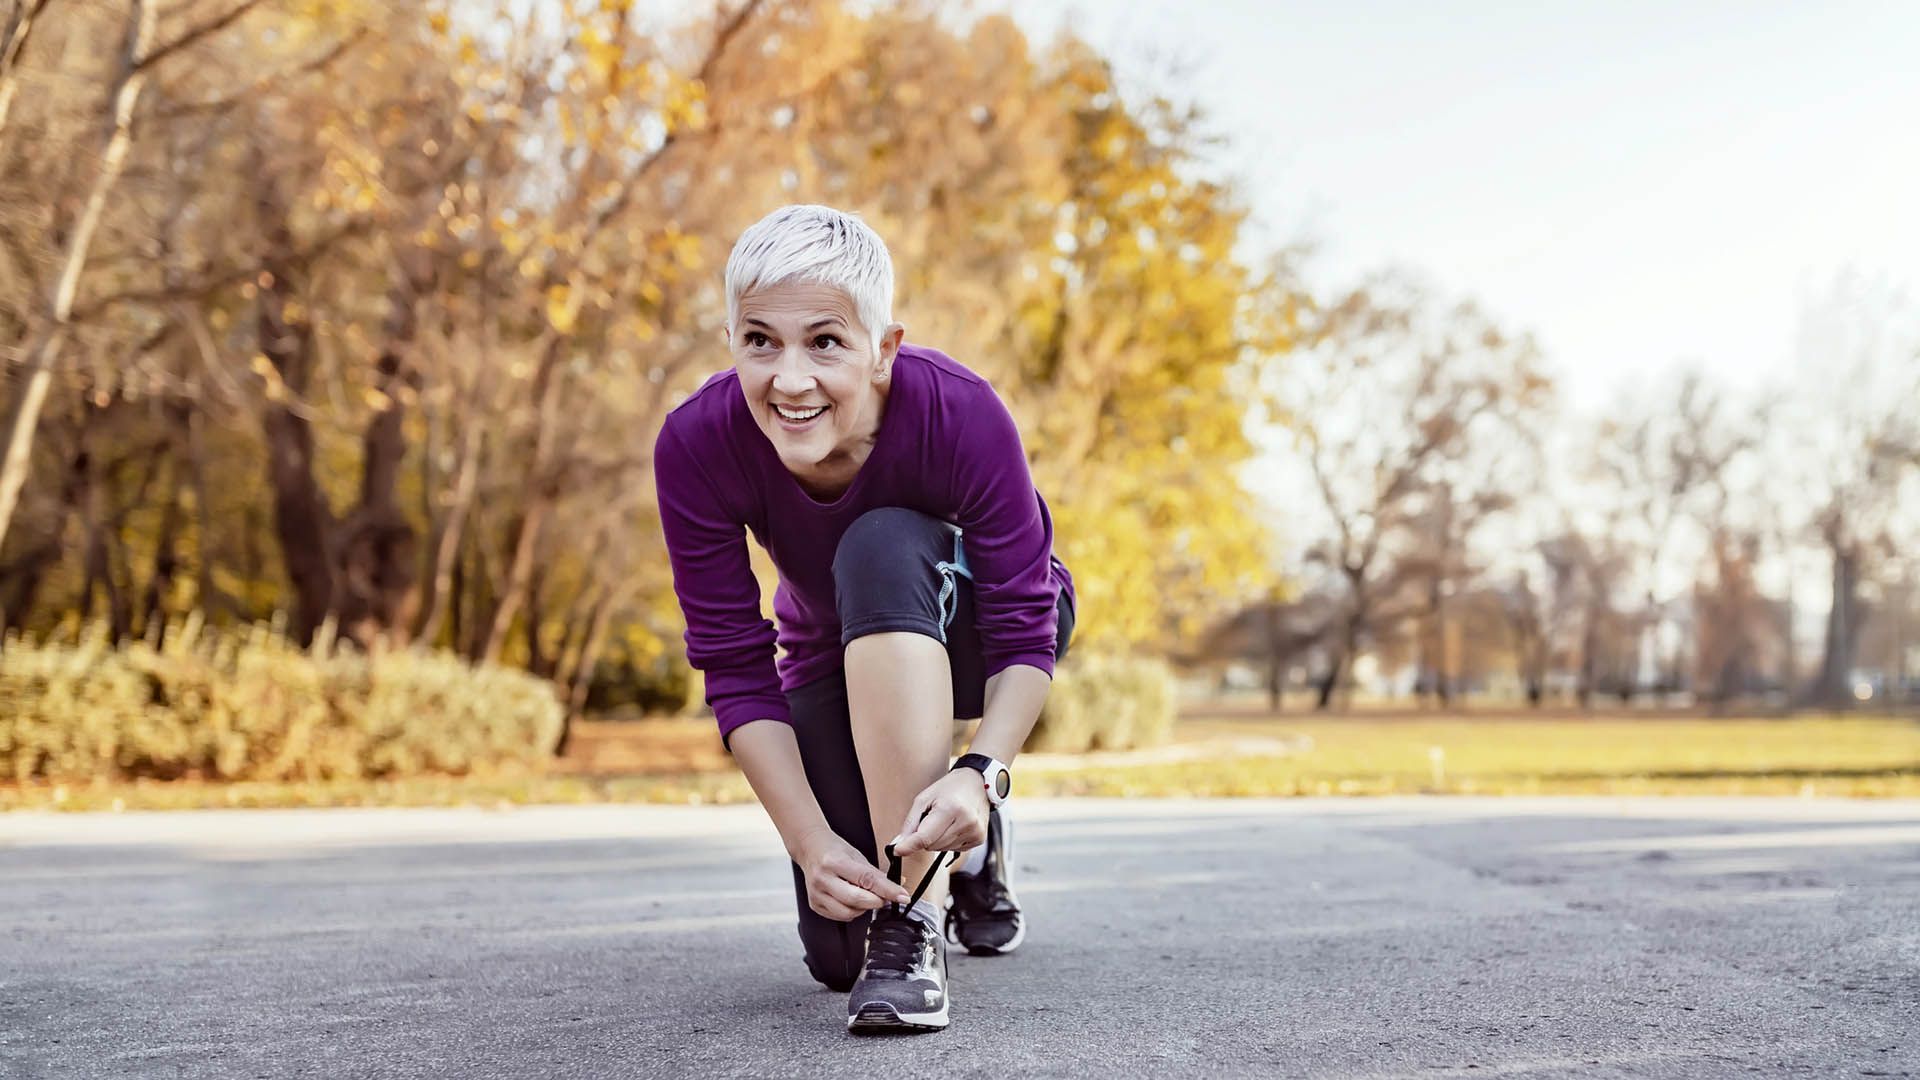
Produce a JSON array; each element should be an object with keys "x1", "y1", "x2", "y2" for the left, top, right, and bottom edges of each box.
[{"x1": 725, "y1": 204, "x2": 894, "y2": 350}]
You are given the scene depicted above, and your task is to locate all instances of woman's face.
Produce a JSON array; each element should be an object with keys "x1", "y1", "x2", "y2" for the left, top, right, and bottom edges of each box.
[{"x1": 730, "y1": 280, "x2": 902, "y2": 474}]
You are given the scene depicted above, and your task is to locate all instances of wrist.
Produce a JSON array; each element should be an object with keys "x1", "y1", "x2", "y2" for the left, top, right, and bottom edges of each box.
[{"x1": 784, "y1": 820, "x2": 835, "y2": 862}]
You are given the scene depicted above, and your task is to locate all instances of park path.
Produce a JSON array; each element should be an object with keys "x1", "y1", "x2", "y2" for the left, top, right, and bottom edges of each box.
[{"x1": 2, "y1": 797, "x2": 1916, "y2": 1078}]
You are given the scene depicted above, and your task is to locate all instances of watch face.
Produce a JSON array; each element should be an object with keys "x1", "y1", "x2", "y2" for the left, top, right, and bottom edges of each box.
[{"x1": 993, "y1": 768, "x2": 1011, "y2": 800}]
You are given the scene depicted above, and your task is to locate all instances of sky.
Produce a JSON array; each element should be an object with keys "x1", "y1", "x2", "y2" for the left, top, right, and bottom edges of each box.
[{"x1": 1003, "y1": 0, "x2": 1920, "y2": 406}]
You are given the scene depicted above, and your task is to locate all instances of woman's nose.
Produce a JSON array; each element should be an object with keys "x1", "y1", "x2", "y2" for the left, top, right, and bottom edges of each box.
[{"x1": 771, "y1": 349, "x2": 812, "y2": 395}]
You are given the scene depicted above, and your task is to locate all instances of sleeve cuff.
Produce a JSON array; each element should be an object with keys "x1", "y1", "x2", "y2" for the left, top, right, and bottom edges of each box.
[
  {"x1": 715, "y1": 699, "x2": 793, "y2": 752},
  {"x1": 983, "y1": 651, "x2": 1058, "y2": 681}
]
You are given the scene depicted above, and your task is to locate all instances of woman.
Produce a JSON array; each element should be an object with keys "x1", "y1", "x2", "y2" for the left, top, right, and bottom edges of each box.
[{"x1": 653, "y1": 204, "x2": 1076, "y2": 1034}]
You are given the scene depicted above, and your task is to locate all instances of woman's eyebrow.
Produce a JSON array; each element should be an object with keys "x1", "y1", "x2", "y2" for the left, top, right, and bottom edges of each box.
[{"x1": 805, "y1": 318, "x2": 847, "y2": 332}]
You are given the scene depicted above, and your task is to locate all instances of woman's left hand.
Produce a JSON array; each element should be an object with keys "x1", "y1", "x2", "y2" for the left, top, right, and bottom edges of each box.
[{"x1": 890, "y1": 768, "x2": 991, "y2": 856}]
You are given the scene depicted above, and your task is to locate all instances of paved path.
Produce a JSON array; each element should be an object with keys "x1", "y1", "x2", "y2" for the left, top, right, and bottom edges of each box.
[{"x1": 2, "y1": 797, "x2": 1916, "y2": 1078}]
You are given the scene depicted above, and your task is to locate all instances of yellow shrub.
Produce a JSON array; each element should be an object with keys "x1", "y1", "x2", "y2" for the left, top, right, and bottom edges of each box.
[
  {"x1": 1028, "y1": 653, "x2": 1177, "y2": 753},
  {"x1": 0, "y1": 616, "x2": 564, "y2": 783}
]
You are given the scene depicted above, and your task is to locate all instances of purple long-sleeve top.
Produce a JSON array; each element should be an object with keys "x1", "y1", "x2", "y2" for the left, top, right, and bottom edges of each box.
[{"x1": 652, "y1": 343, "x2": 1076, "y2": 744}]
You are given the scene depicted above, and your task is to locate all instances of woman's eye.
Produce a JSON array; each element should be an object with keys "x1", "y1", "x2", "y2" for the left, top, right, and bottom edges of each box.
[
  {"x1": 744, "y1": 332, "x2": 772, "y2": 349},
  {"x1": 811, "y1": 335, "x2": 843, "y2": 350}
]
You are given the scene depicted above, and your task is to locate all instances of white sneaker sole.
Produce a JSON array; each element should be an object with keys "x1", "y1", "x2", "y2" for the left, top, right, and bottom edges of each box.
[{"x1": 847, "y1": 999, "x2": 950, "y2": 1033}]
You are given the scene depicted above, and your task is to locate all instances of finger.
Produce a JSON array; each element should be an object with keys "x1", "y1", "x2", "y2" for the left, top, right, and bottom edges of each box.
[
  {"x1": 849, "y1": 864, "x2": 912, "y2": 906},
  {"x1": 890, "y1": 795, "x2": 933, "y2": 852},
  {"x1": 899, "y1": 804, "x2": 960, "y2": 855},
  {"x1": 925, "y1": 816, "x2": 976, "y2": 853},
  {"x1": 824, "y1": 853, "x2": 909, "y2": 905},
  {"x1": 810, "y1": 893, "x2": 860, "y2": 922},
  {"x1": 939, "y1": 823, "x2": 982, "y2": 853},
  {"x1": 931, "y1": 802, "x2": 988, "y2": 851},
  {"x1": 807, "y1": 874, "x2": 864, "y2": 921},
  {"x1": 818, "y1": 871, "x2": 887, "y2": 913},
  {"x1": 891, "y1": 805, "x2": 940, "y2": 855}
]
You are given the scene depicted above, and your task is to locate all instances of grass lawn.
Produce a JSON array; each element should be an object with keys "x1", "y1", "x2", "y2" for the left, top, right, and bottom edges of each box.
[
  {"x1": 1027, "y1": 714, "x2": 1920, "y2": 798},
  {"x1": 4, "y1": 714, "x2": 1917, "y2": 811}
]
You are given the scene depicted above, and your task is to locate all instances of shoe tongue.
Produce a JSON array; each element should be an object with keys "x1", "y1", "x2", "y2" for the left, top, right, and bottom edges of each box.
[{"x1": 897, "y1": 898, "x2": 940, "y2": 935}]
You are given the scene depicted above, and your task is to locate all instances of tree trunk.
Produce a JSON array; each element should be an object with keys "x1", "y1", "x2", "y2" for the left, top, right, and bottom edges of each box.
[
  {"x1": 523, "y1": 559, "x2": 549, "y2": 677},
  {"x1": 482, "y1": 493, "x2": 552, "y2": 663},
  {"x1": 1317, "y1": 612, "x2": 1362, "y2": 711},
  {"x1": 256, "y1": 252, "x2": 336, "y2": 645},
  {"x1": 78, "y1": 447, "x2": 132, "y2": 639},
  {"x1": 333, "y1": 285, "x2": 425, "y2": 648},
  {"x1": 459, "y1": 512, "x2": 500, "y2": 661},
  {"x1": 186, "y1": 403, "x2": 220, "y2": 618},
  {"x1": 415, "y1": 416, "x2": 482, "y2": 648},
  {"x1": 0, "y1": 426, "x2": 94, "y2": 635},
  {"x1": 448, "y1": 534, "x2": 467, "y2": 654},
  {"x1": 1816, "y1": 540, "x2": 1863, "y2": 709},
  {"x1": 1, "y1": 534, "x2": 58, "y2": 635},
  {"x1": 137, "y1": 440, "x2": 186, "y2": 637},
  {"x1": 1576, "y1": 599, "x2": 1601, "y2": 711},
  {"x1": 480, "y1": 337, "x2": 567, "y2": 663},
  {"x1": 1314, "y1": 659, "x2": 1340, "y2": 710},
  {"x1": 418, "y1": 226, "x2": 496, "y2": 649},
  {"x1": 563, "y1": 586, "x2": 625, "y2": 748},
  {"x1": 95, "y1": 426, "x2": 168, "y2": 641},
  {"x1": 553, "y1": 583, "x2": 604, "y2": 693},
  {"x1": 0, "y1": 1, "x2": 157, "y2": 554},
  {"x1": 1262, "y1": 603, "x2": 1284, "y2": 713}
]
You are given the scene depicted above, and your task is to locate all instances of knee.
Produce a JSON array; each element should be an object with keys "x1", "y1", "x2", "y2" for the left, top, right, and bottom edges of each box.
[
  {"x1": 832, "y1": 507, "x2": 946, "y2": 611},
  {"x1": 833, "y1": 508, "x2": 937, "y2": 580},
  {"x1": 799, "y1": 914, "x2": 867, "y2": 992}
]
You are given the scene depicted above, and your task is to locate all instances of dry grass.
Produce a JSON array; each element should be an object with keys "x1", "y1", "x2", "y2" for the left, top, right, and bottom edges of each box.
[
  {"x1": 1034, "y1": 713, "x2": 1920, "y2": 798},
  {"x1": 6, "y1": 713, "x2": 1918, "y2": 811}
]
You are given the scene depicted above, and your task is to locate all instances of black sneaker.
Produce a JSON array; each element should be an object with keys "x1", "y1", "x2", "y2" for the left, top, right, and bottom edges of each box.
[
  {"x1": 846, "y1": 904, "x2": 949, "y2": 1033},
  {"x1": 945, "y1": 807, "x2": 1024, "y2": 955}
]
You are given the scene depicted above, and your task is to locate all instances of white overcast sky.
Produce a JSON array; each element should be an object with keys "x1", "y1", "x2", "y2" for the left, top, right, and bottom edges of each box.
[{"x1": 1003, "y1": 0, "x2": 1920, "y2": 406}]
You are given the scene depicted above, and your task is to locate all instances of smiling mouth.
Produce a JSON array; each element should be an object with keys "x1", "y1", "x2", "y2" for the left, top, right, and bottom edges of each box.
[{"x1": 774, "y1": 403, "x2": 828, "y2": 424}]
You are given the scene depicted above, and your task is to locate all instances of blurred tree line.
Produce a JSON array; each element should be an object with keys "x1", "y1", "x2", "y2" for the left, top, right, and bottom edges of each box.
[
  {"x1": 1218, "y1": 270, "x2": 1920, "y2": 714},
  {"x1": 0, "y1": 0, "x2": 1281, "y2": 716}
]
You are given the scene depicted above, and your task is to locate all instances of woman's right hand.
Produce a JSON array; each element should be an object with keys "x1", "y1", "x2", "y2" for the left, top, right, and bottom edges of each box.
[{"x1": 792, "y1": 826, "x2": 911, "y2": 921}]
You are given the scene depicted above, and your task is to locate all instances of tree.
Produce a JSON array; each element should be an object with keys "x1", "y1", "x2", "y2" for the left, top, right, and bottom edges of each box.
[
  {"x1": 1789, "y1": 275, "x2": 1920, "y2": 707},
  {"x1": 0, "y1": 0, "x2": 163, "y2": 554},
  {"x1": 1255, "y1": 273, "x2": 1550, "y2": 709}
]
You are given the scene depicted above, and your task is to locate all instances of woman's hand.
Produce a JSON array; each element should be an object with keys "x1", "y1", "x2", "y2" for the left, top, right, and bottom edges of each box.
[
  {"x1": 792, "y1": 826, "x2": 911, "y2": 922},
  {"x1": 890, "y1": 768, "x2": 991, "y2": 857}
]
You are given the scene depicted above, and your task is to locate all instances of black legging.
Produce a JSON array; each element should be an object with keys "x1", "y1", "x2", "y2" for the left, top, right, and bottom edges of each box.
[{"x1": 785, "y1": 507, "x2": 1074, "y2": 990}]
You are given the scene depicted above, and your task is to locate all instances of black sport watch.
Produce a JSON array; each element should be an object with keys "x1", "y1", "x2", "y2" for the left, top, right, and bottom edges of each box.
[{"x1": 952, "y1": 753, "x2": 1011, "y2": 808}]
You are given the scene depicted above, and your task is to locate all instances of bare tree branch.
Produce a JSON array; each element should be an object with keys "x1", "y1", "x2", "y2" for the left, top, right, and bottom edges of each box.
[
  {"x1": 133, "y1": 0, "x2": 269, "y2": 74},
  {"x1": 0, "y1": 0, "x2": 54, "y2": 142},
  {"x1": 153, "y1": 26, "x2": 369, "y2": 122}
]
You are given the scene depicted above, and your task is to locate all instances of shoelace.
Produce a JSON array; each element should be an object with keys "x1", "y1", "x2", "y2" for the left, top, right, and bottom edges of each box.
[
  {"x1": 864, "y1": 843, "x2": 958, "y2": 974},
  {"x1": 886, "y1": 841, "x2": 960, "y2": 912}
]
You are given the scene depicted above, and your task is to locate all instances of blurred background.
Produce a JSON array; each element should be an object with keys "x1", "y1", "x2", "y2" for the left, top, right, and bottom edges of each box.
[{"x1": 2, "y1": 0, "x2": 1916, "y2": 807}]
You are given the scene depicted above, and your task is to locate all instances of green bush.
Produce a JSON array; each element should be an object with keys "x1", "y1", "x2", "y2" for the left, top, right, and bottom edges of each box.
[
  {"x1": 1027, "y1": 653, "x2": 1178, "y2": 753},
  {"x1": 0, "y1": 615, "x2": 564, "y2": 783}
]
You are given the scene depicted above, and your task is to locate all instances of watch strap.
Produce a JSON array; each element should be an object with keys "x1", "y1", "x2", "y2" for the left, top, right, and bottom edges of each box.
[{"x1": 952, "y1": 753, "x2": 1010, "y2": 805}]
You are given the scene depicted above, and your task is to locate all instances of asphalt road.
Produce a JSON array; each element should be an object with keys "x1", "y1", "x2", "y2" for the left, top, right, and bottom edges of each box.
[{"x1": 2, "y1": 797, "x2": 1916, "y2": 1079}]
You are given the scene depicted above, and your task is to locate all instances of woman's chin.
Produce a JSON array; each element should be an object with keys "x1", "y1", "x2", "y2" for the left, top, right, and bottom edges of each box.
[{"x1": 771, "y1": 432, "x2": 825, "y2": 468}]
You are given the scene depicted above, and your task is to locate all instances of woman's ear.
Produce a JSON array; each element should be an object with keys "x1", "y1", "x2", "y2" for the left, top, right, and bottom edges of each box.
[{"x1": 878, "y1": 322, "x2": 905, "y2": 362}]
